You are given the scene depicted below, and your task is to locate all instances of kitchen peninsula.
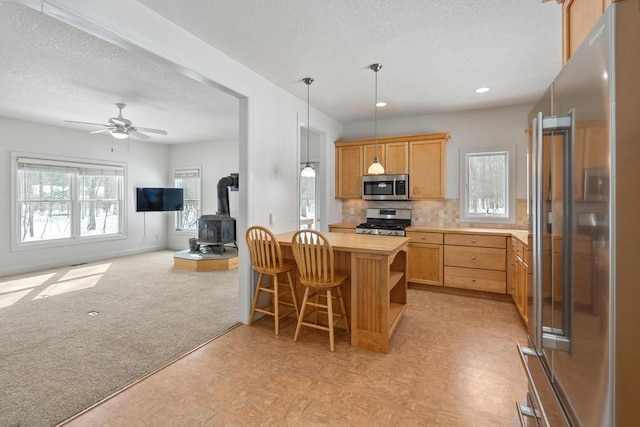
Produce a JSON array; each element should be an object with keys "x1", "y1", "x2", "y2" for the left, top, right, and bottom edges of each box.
[{"x1": 275, "y1": 231, "x2": 409, "y2": 353}]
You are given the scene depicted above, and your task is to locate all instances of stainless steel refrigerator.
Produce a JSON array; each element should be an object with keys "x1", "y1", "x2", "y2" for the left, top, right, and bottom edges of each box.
[{"x1": 518, "y1": 1, "x2": 640, "y2": 425}]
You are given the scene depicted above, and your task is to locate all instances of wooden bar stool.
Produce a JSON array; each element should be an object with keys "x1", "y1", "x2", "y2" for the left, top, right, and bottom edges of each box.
[
  {"x1": 290, "y1": 230, "x2": 350, "y2": 351},
  {"x1": 246, "y1": 226, "x2": 299, "y2": 335}
]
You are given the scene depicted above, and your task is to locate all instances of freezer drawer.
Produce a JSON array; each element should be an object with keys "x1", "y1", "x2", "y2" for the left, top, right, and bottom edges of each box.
[{"x1": 516, "y1": 342, "x2": 569, "y2": 427}]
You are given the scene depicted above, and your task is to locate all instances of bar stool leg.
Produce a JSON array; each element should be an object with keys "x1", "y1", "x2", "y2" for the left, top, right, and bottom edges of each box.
[
  {"x1": 327, "y1": 289, "x2": 335, "y2": 352},
  {"x1": 337, "y1": 286, "x2": 350, "y2": 333},
  {"x1": 294, "y1": 287, "x2": 311, "y2": 342},
  {"x1": 286, "y1": 271, "x2": 300, "y2": 319},
  {"x1": 273, "y1": 274, "x2": 280, "y2": 335}
]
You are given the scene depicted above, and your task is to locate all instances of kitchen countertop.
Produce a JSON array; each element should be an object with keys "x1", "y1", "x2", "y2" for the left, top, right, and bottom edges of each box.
[
  {"x1": 276, "y1": 230, "x2": 409, "y2": 256},
  {"x1": 328, "y1": 223, "x2": 530, "y2": 245}
]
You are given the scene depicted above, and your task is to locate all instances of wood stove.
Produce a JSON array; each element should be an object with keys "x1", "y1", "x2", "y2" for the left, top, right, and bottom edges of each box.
[{"x1": 198, "y1": 214, "x2": 235, "y2": 254}]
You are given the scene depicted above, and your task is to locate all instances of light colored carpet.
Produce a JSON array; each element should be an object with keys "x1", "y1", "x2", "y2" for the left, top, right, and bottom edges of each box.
[{"x1": 0, "y1": 250, "x2": 239, "y2": 427}]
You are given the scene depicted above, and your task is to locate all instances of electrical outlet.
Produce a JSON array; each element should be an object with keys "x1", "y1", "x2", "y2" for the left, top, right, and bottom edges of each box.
[
  {"x1": 349, "y1": 208, "x2": 355, "y2": 215},
  {"x1": 439, "y1": 210, "x2": 445, "y2": 218},
  {"x1": 269, "y1": 213, "x2": 276, "y2": 225}
]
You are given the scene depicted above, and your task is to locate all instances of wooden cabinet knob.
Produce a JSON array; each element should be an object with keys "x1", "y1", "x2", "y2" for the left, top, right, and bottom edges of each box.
[
  {"x1": 471, "y1": 256, "x2": 476, "y2": 260},
  {"x1": 471, "y1": 239, "x2": 477, "y2": 243}
]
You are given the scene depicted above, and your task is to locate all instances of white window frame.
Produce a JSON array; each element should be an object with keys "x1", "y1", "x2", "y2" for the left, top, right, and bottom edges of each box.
[
  {"x1": 459, "y1": 146, "x2": 516, "y2": 224},
  {"x1": 11, "y1": 152, "x2": 127, "y2": 251},
  {"x1": 173, "y1": 166, "x2": 202, "y2": 232}
]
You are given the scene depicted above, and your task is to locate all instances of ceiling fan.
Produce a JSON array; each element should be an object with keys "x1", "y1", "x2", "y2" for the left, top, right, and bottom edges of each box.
[{"x1": 65, "y1": 103, "x2": 168, "y2": 140}]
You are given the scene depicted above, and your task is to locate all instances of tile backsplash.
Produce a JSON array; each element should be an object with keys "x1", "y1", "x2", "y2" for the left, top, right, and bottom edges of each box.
[{"x1": 341, "y1": 199, "x2": 529, "y2": 229}]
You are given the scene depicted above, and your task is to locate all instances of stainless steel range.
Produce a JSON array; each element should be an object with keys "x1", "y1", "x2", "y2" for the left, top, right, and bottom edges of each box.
[{"x1": 356, "y1": 208, "x2": 411, "y2": 237}]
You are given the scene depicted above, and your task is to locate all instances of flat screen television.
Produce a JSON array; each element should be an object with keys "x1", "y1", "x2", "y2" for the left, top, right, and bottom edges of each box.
[{"x1": 136, "y1": 188, "x2": 184, "y2": 212}]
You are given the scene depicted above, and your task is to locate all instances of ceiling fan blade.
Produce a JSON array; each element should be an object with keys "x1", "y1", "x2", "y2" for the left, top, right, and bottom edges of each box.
[
  {"x1": 111, "y1": 118, "x2": 127, "y2": 127},
  {"x1": 129, "y1": 130, "x2": 151, "y2": 140},
  {"x1": 65, "y1": 120, "x2": 109, "y2": 127},
  {"x1": 135, "y1": 127, "x2": 167, "y2": 135},
  {"x1": 89, "y1": 129, "x2": 112, "y2": 134}
]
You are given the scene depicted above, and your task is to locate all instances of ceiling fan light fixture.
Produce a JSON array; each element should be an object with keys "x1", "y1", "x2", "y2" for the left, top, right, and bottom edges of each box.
[{"x1": 111, "y1": 129, "x2": 129, "y2": 139}]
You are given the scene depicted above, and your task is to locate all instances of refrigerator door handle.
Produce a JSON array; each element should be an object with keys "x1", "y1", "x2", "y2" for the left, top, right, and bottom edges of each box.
[
  {"x1": 540, "y1": 110, "x2": 575, "y2": 353},
  {"x1": 531, "y1": 112, "x2": 544, "y2": 353}
]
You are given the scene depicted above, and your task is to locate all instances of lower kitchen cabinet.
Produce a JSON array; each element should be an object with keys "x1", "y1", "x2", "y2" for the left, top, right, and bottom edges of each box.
[
  {"x1": 443, "y1": 233, "x2": 507, "y2": 294},
  {"x1": 509, "y1": 237, "x2": 528, "y2": 325},
  {"x1": 407, "y1": 231, "x2": 443, "y2": 286}
]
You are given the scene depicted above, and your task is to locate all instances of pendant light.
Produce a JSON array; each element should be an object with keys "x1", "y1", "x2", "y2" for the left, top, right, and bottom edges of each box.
[
  {"x1": 367, "y1": 63, "x2": 385, "y2": 175},
  {"x1": 301, "y1": 77, "x2": 316, "y2": 178}
]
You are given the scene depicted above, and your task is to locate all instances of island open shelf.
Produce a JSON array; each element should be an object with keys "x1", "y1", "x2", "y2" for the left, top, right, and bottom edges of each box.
[{"x1": 275, "y1": 231, "x2": 409, "y2": 353}]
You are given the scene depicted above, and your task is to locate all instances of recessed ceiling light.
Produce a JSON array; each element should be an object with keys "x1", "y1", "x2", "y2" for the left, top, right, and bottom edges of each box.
[
  {"x1": 475, "y1": 87, "x2": 490, "y2": 94},
  {"x1": 376, "y1": 101, "x2": 387, "y2": 107}
]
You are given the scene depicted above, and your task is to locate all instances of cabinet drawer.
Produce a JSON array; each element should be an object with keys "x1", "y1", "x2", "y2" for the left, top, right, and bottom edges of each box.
[
  {"x1": 444, "y1": 246, "x2": 506, "y2": 271},
  {"x1": 444, "y1": 233, "x2": 506, "y2": 248},
  {"x1": 444, "y1": 266, "x2": 506, "y2": 293},
  {"x1": 406, "y1": 231, "x2": 443, "y2": 245}
]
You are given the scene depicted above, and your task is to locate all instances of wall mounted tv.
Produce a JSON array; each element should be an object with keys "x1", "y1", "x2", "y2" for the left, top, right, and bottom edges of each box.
[{"x1": 136, "y1": 188, "x2": 184, "y2": 212}]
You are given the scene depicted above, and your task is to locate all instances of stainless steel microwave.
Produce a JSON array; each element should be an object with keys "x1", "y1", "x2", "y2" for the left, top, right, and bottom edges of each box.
[{"x1": 362, "y1": 174, "x2": 409, "y2": 200}]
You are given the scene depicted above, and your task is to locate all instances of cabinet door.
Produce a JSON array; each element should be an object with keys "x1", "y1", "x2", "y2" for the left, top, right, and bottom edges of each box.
[
  {"x1": 362, "y1": 144, "x2": 385, "y2": 175},
  {"x1": 407, "y1": 243, "x2": 443, "y2": 286},
  {"x1": 563, "y1": 0, "x2": 608, "y2": 64},
  {"x1": 409, "y1": 139, "x2": 446, "y2": 199},
  {"x1": 384, "y1": 141, "x2": 409, "y2": 174},
  {"x1": 336, "y1": 145, "x2": 362, "y2": 199}
]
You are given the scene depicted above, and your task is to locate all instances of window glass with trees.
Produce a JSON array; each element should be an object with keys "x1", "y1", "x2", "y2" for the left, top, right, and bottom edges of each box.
[
  {"x1": 15, "y1": 155, "x2": 125, "y2": 245},
  {"x1": 460, "y1": 147, "x2": 515, "y2": 223},
  {"x1": 174, "y1": 168, "x2": 201, "y2": 231}
]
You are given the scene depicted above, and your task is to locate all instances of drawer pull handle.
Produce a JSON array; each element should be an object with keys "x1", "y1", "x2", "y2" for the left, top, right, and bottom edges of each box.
[
  {"x1": 421, "y1": 237, "x2": 426, "y2": 240},
  {"x1": 472, "y1": 278, "x2": 476, "y2": 282},
  {"x1": 471, "y1": 239, "x2": 477, "y2": 243}
]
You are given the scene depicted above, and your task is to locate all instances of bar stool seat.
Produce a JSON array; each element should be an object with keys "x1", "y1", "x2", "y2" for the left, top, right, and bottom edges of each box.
[
  {"x1": 291, "y1": 230, "x2": 349, "y2": 351},
  {"x1": 246, "y1": 226, "x2": 299, "y2": 335}
]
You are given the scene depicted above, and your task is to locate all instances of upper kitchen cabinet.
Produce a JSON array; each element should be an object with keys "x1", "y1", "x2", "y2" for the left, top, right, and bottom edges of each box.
[
  {"x1": 336, "y1": 145, "x2": 363, "y2": 198},
  {"x1": 561, "y1": 0, "x2": 612, "y2": 64},
  {"x1": 409, "y1": 135, "x2": 449, "y2": 199},
  {"x1": 335, "y1": 132, "x2": 449, "y2": 200},
  {"x1": 362, "y1": 141, "x2": 408, "y2": 175}
]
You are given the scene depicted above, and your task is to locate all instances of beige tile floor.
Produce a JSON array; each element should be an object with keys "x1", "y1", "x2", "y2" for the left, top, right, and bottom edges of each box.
[{"x1": 63, "y1": 289, "x2": 528, "y2": 426}]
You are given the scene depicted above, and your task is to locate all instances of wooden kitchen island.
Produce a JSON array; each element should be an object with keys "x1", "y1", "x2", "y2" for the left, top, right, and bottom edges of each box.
[{"x1": 275, "y1": 231, "x2": 409, "y2": 353}]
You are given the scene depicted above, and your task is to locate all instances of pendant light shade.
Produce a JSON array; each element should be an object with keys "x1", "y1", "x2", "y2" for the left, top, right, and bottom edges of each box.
[
  {"x1": 301, "y1": 77, "x2": 316, "y2": 178},
  {"x1": 367, "y1": 63, "x2": 385, "y2": 175}
]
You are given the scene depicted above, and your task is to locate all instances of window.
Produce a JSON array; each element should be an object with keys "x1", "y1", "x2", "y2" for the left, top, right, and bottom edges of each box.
[
  {"x1": 460, "y1": 147, "x2": 515, "y2": 223},
  {"x1": 14, "y1": 154, "x2": 125, "y2": 247},
  {"x1": 174, "y1": 167, "x2": 201, "y2": 231}
]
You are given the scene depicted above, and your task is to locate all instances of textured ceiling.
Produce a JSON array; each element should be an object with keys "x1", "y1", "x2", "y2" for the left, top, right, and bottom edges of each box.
[
  {"x1": 0, "y1": 0, "x2": 562, "y2": 144},
  {"x1": 138, "y1": 0, "x2": 563, "y2": 122},
  {"x1": 0, "y1": 0, "x2": 239, "y2": 144}
]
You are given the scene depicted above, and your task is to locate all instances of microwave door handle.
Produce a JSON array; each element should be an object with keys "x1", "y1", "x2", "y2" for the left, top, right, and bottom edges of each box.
[{"x1": 393, "y1": 177, "x2": 396, "y2": 196}]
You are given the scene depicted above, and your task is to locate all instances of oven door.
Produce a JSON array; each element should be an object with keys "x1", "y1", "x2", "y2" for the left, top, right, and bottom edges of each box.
[{"x1": 362, "y1": 174, "x2": 408, "y2": 200}]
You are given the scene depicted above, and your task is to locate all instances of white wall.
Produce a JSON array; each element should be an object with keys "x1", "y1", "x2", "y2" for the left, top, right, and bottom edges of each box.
[
  {"x1": 15, "y1": 0, "x2": 344, "y2": 323},
  {"x1": 341, "y1": 103, "x2": 533, "y2": 199},
  {"x1": 167, "y1": 139, "x2": 240, "y2": 250},
  {"x1": 0, "y1": 116, "x2": 169, "y2": 276}
]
